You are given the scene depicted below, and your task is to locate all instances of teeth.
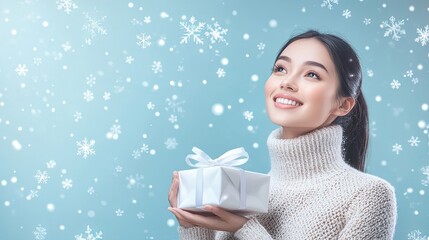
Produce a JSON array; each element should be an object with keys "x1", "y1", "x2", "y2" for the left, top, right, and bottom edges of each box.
[{"x1": 275, "y1": 98, "x2": 302, "y2": 106}]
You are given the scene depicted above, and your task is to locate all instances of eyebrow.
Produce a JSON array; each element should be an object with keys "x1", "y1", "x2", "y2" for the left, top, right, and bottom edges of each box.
[{"x1": 277, "y1": 55, "x2": 329, "y2": 74}]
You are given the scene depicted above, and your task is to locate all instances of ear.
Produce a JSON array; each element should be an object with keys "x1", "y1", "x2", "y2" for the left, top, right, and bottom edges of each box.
[{"x1": 333, "y1": 97, "x2": 355, "y2": 117}]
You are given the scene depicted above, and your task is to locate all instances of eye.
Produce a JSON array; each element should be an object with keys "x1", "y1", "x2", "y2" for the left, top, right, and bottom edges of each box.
[
  {"x1": 273, "y1": 65, "x2": 287, "y2": 74},
  {"x1": 306, "y1": 72, "x2": 320, "y2": 80}
]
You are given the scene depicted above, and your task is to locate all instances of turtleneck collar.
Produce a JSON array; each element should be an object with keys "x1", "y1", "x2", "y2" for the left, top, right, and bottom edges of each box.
[{"x1": 267, "y1": 125, "x2": 351, "y2": 182}]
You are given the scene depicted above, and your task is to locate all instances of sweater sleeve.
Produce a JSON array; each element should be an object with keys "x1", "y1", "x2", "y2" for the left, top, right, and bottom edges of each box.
[
  {"x1": 179, "y1": 226, "x2": 215, "y2": 240},
  {"x1": 233, "y1": 216, "x2": 273, "y2": 240},
  {"x1": 339, "y1": 179, "x2": 397, "y2": 240}
]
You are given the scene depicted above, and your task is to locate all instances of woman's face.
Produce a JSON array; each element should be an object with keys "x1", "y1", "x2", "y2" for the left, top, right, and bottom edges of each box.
[{"x1": 265, "y1": 38, "x2": 343, "y2": 139}]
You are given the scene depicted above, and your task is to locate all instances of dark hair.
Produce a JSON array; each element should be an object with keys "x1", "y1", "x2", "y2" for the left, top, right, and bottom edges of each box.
[{"x1": 275, "y1": 30, "x2": 369, "y2": 172}]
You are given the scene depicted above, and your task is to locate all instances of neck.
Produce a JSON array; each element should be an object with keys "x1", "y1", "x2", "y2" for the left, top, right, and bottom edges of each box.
[{"x1": 267, "y1": 125, "x2": 350, "y2": 182}]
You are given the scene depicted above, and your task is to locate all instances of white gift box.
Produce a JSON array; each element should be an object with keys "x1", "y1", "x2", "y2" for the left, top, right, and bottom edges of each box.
[{"x1": 177, "y1": 147, "x2": 270, "y2": 215}]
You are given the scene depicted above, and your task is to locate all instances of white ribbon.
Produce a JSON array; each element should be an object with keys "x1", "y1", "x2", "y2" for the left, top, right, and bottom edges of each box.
[
  {"x1": 185, "y1": 147, "x2": 249, "y2": 168},
  {"x1": 185, "y1": 147, "x2": 249, "y2": 209}
]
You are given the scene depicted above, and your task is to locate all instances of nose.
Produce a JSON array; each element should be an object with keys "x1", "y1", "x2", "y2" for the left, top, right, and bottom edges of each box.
[{"x1": 280, "y1": 76, "x2": 298, "y2": 92}]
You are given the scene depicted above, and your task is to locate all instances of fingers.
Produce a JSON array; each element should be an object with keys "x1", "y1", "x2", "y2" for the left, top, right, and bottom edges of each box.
[
  {"x1": 203, "y1": 205, "x2": 233, "y2": 221},
  {"x1": 168, "y1": 171, "x2": 179, "y2": 207}
]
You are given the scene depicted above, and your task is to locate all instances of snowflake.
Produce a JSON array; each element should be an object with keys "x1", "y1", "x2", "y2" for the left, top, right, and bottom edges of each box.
[
  {"x1": 151, "y1": 61, "x2": 163, "y2": 74},
  {"x1": 257, "y1": 42, "x2": 266, "y2": 50},
  {"x1": 421, "y1": 166, "x2": 429, "y2": 186},
  {"x1": 137, "y1": 212, "x2": 145, "y2": 219},
  {"x1": 179, "y1": 16, "x2": 206, "y2": 45},
  {"x1": 74, "y1": 112, "x2": 82, "y2": 122},
  {"x1": 33, "y1": 224, "x2": 47, "y2": 240},
  {"x1": 415, "y1": 25, "x2": 429, "y2": 46},
  {"x1": 370, "y1": 121, "x2": 377, "y2": 138},
  {"x1": 33, "y1": 57, "x2": 42, "y2": 66},
  {"x1": 243, "y1": 111, "x2": 254, "y2": 121},
  {"x1": 76, "y1": 138, "x2": 95, "y2": 159},
  {"x1": 34, "y1": 170, "x2": 50, "y2": 184},
  {"x1": 342, "y1": 9, "x2": 351, "y2": 19},
  {"x1": 392, "y1": 143, "x2": 402, "y2": 155},
  {"x1": 363, "y1": 18, "x2": 371, "y2": 25},
  {"x1": 62, "y1": 178, "x2": 73, "y2": 189},
  {"x1": 408, "y1": 229, "x2": 429, "y2": 240},
  {"x1": 165, "y1": 138, "x2": 178, "y2": 150},
  {"x1": 126, "y1": 174, "x2": 145, "y2": 189},
  {"x1": 140, "y1": 144, "x2": 149, "y2": 153},
  {"x1": 390, "y1": 79, "x2": 401, "y2": 89},
  {"x1": 74, "y1": 225, "x2": 103, "y2": 240},
  {"x1": 136, "y1": 33, "x2": 151, "y2": 48},
  {"x1": 56, "y1": 0, "x2": 78, "y2": 14},
  {"x1": 27, "y1": 189, "x2": 39, "y2": 200},
  {"x1": 216, "y1": 68, "x2": 226, "y2": 78},
  {"x1": 367, "y1": 69, "x2": 374, "y2": 77},
  {"x1": 83, "y1": 90, "x2": 94, "y2": 102},
  {"x1": 408, "y1": 136, "x2": 420, "y2": 147},
  {"x1": 177, "y1": 65, "x2": 185, "y2": 72},
  {"x1": 115, "y1": 209, "x2": 124, "y2": 216},
  {"x1": 107, "y1": 124, "x2": 121, "y2": 140},
  {"x1": 62, "y1": 41, "x2": 72, "y2": 51},
  {"x1": 204, "y1": 22, "x2": 228, "y2": 44},
  {"x1": 15, "y1": 64, "x2": 28, "y2": 76},
  {"x1": 411, "y1": 78, "x2": 419, "y2": 84},
  {"x1": 168, "y1": 114, "x2": 177, "y2": 123},
  {"x1": 46, "y1": 160, "x2": 56, "y2": 168},
  {"x1": 147, "y1": 102, "x2": 155, "y2": 110},
  {"x1": 321, "y1": 0, "x2": 339, "y2": 10},
  {"x1": 82, "y1": 12, "x2": 107, "y2": 39},
  {"x1": 102, "y1": 92, "x2": 110, "y2": 101},
  {"x1": 143, "y1": 16, "x2": 151, "y2": 24},
  {"x1": 115, "y1": 165, "x2": 122, "y2": 172},
  {"x1": 125, "y1": 56, "x2": 134, "y2": 64},
  {"x1": 381, "y1": 16, "x2": 406, "y2": 41},
  {"x1": 86, "y1": 74, "x2": 96, "y2": 87},
  {"x1": 87, "y1": 187, "x2": 95, "y2": 195},
  {"x1": 404, "y1": 70, "x2": 413, "y2": 78},
  {"x1": 165, "y1": 95, "x2": 185, "y2": 114},
  {"x1": 131, "y1": 18, "x2": 142, "y2": 26},
  {"x1": 132, "y1": 149, "x2": 141, "y2": 159}
]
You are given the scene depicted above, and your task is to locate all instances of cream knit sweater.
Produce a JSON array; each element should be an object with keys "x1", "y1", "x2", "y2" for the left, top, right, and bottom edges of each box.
[{"x1": 179, "y1": 125, "x2": 397, "y2": 239}]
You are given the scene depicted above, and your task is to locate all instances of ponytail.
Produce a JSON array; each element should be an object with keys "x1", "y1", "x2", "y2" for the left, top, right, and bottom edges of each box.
[{"x1": 335, "y1": 92, "x2": 369, "y2": 171}]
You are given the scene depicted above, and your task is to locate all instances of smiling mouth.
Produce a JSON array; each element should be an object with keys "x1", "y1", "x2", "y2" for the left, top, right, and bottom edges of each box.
[{"x1": 274, "y1": 97, "x2": 303, "y2": 107}]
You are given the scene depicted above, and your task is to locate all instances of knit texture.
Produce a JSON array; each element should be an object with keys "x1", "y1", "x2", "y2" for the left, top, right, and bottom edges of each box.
[{"x1": 179, "y1": 125, "x2": 397, "y2": 239}]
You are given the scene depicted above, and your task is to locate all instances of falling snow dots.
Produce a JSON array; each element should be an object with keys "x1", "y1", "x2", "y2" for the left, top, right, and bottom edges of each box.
[
  {"x1": 238, "y1": 98, "x2": 244, "y2": 103},
  {"x1": 11, "y1": 140, "x2": 22, "y2": 150},
  {"x1": 167, "y1": 218, "x2": 175, "y2": 227},
  {"x1": 10, "y1": 176, "x2": 17, "y2": 183},
  {"x1": 269, "y1": 19, "x2": 277, "y2": 28},
  {"x1": 232, "y1": 10, "x2": 237, "y2": 16},
  {"x1": 418, "y1": 120, "x2": 426, "y2": 129},
  {"x1": 42, "y1": 21, "x2": 49, "y2": 27},
  {"x1": 1, "y1": 180, "x2": 7, "y2": 186},
  {"x1": 253, "y1": 143, "x2": 259, "y2": 149},
  {"x1": 422, "y1": 103, "x2": 428, "y2": 111},
  {"x1": 4, "y1": 201, "x2": 10, "y2": 207},
  {"x1": 158, "y1": 39, "x2": 165, "y2": 46},
  {"x1": 221, "y1": 58, "x2": 229, "y2": 65},
  {"x1": 47, "y1": 203, "x2": 55, "y2": 212},
  {"x1": 212, "y1": 103, "x2": 224, "y2": 116},
  {"x1": 59, "y1": 225, "x2": 65, "y2": 231},
  {"x1": 251, "y1": 74, "x2": 259, "y2": 82},
  {"x1": 88, "y1": 210, "x2": 96, "y2": 218},
  {"x1": 375, "y1": 95, "x2": 382, "y2": 102},
  {"x1": 409, "y1": 5, "x2": 415, "y2": 12},
  {"x1": 128, "y1": 2, "x2": 134, "y2": 8},
  {"x1": 243, "y1": 33, "x2": 250, "y2": 40},
  {"x1": 11, "y1": 29, "x2": 17, "y2": 35},
  {"x1": 417, "y1": 64, "x2": 423, "y2": 70}
]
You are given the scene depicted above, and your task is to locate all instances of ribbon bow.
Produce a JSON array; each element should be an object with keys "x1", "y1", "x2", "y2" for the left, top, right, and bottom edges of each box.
[{"x1": 185, "y1": 147, "x2": 249, "y2": 168}]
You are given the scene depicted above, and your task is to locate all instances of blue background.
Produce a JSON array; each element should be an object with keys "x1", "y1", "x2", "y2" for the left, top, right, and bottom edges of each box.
[{"x1": 0, "y1": 0, "x2": 428, "y2": 239}]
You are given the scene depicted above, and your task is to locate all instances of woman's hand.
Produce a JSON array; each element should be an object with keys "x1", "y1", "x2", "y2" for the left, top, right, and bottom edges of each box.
[
  {"x1": 168, "y1": 171, "x2": 195, "y2": 228},
  {"x1": 168, "y1": 205, "x2": 249, "y2": 232}
]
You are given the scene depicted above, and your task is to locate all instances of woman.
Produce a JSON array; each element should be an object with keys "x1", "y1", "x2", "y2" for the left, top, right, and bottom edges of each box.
[{"x1": 168, "y1": 30, "x2": 397, "y2": 239}]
